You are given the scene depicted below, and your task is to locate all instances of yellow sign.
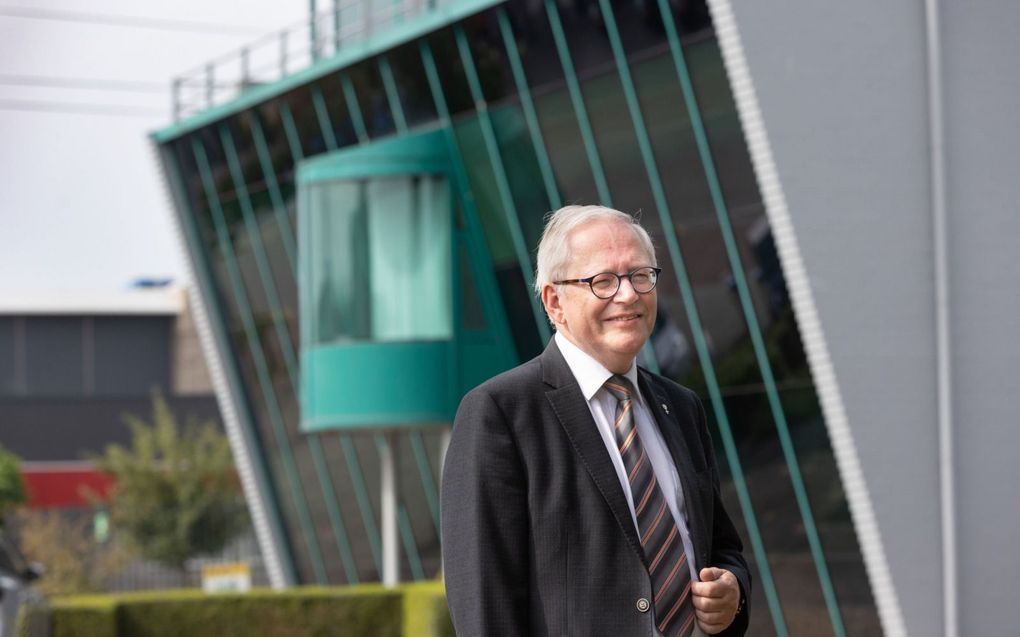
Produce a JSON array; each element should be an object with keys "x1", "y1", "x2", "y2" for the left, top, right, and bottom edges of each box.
[{"x1": 201, "y1": 562, "x2": 252, "y2": 593}]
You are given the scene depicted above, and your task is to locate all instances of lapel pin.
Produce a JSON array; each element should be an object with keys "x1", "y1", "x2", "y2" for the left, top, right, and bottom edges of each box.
[{"x1": 661, "y1": 404, "x2": 669, "y2": 414}]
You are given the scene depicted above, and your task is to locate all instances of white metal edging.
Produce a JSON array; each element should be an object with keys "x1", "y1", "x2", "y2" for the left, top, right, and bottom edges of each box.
[
  {"x1": 924, "y1": 0, "x2": 956, "y2": 635},
  {"x1": 703, "y1": 1, "x2": 909, "y2": 635}
]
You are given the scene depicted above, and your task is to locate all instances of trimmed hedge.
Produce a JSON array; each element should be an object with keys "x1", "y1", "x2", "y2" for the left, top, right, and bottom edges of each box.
[
  {"x1": 18, "y1": 596, "x2": 118, "y2": 637},
  {"x1": 19, "y1": 582, "x2": 454, "y2": 637},
  {"x1": 401, "y1": 583, "x2": 454, "y2": 637}
]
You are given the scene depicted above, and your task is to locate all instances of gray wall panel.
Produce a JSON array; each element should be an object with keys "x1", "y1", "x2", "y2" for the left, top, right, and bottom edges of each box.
[
  {"x1": 723, "y1": 0, "x2": 1020, "y2": 633},
  {"x1": 25, "y1": 317, "x2": 85, "y2": 396},
  {"x1": 0, "y1": 318, "x2": 15, "y2": 394},
  {"x1": 942, "y1": 1, "x2": 1020, "y2": 631},
  {"x1": 93, "y1": 316, "x2": 173, "y2": 395},
  {"x1": 722, "y1": 2, "x2": 940, "y2": 635},
  {"x1": 0, "y1": 394, "x2": 221, "y2": 461}
]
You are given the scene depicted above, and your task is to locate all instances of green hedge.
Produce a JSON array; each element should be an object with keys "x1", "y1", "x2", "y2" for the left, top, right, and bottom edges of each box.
[
  {"x1": 19, "y1": 582, "x2": 454, "y2": 637},
  {"x1": 401, "y1": 583, "x2": 454, "y2": 637},
  {"x1": 18, "y1": 596, "x2": 118, "y2": 637}
]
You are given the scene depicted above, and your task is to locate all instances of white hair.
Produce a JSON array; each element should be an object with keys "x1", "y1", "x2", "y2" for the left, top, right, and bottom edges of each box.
[{"x1": 533, "y1": 205, "x2": 656, "y2": 298}]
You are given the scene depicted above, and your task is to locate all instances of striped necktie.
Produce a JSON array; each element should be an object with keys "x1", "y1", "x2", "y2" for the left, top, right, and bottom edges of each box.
[{"x1": 604, "y1": 375, "x2": 695, "y2": 637}]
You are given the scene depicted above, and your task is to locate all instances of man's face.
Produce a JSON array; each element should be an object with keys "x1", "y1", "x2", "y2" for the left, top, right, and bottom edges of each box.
[{"x1": 542, "y1": 220, "x2": 657, "y2": 374}]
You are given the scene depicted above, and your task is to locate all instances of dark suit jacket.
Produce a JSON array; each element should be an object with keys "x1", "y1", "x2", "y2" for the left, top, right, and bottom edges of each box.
[{"x1": 442, "y1": 340, "x2": 750, "y2": 636}]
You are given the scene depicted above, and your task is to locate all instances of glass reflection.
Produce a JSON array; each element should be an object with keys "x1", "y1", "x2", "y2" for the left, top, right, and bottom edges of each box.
[{"x1": 308, "y1": 176, "x2": 452, "y2": 344}]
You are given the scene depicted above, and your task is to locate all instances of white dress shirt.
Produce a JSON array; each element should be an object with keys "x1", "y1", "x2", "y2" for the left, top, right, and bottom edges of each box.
[{"x1": 554, "y1": 332, "x2": 701, "y2": 593}]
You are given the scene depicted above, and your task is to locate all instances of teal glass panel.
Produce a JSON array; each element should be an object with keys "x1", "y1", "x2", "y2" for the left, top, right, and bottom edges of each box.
[
  {"x1": 248, "y1": 181, "x2": 299, "y2": 347},
  {"x1": 309, "y1": 179, "x2": 370, "y2": 343},
  {"x1": 530, "y1": 85, "x2": 600, "y2": 204},
  {"x1": 424, "y1": 29, "x2": 474, "y2": 116},
  {"x1": 456, "y1": 12, "x2": 515, "y2": 104},
  {"x1": 384, "y1": 41, "x2": 439, "y2": 128},
  {"x1": 348, "y1": 61, "x2": 397, "y2": 140},
  {"x1": 581, "y1": 67, "x2": 648, "y2": 212},
  {"x1": 307, "y1": 175, "x2": 452, "y2": 344},
  {"x1": 458, "y1": 242, "x2": 486, "y2": 331},
  {"x1": 304, "y1": 341, "x2": 452, "y2": 428},
  {"x1": 367, "y1": 176, "x2": 452, "y2": 340},
  {"x1": 316, "y1": 78, "x2": 358, "y2": 148},
  {"x1": 488, "y1": 104, "x2": 551, "y2": 251},
  {"x1": 253, "y1": 103, "x2": 301, "y2": 185},
  {"x1": 451, "y1": 117, "x2": 515, "y2": 266},
  {"x1": 287, "y1": 86, "x2": 332, "y2": 157}
]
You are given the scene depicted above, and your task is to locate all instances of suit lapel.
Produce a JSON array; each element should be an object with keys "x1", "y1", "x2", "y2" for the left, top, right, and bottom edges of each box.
[
  {"x1": 637, "y1": 370, "x2": 710, "y2": 567},
  {"x1": 541, "y1": 341, "x2": 646, "y2": 564}
]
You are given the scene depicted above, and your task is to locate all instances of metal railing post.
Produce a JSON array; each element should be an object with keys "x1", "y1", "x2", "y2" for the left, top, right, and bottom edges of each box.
[
  {"x1": 240, "y1": 47, "x2": 250, "y2": 90},
  {"x1": 280, "y1": 30, "x2": 288, "y2": 78},
  {"x1": 333, "y1": 0, "x2": 342, "y2": 52},
  {"x1": 205, "y1": 63, "x2": 214, "y2": 108},
  {"x1": 309, "y1": 0, "x2": 319, "y2": 62},
  {"x1": 172, "y1": 77, "x2": 182, "y2": 121}
]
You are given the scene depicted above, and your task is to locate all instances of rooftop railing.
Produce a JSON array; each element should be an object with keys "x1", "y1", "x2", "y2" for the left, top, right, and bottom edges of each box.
[{"x1": 171, "y1": 0, "x2": 445, "y2": 121}]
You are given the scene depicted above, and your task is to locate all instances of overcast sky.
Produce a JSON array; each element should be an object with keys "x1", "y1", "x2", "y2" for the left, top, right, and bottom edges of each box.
[{"x1": 0, "y1": 1, "x2": 307, "y2": 294}]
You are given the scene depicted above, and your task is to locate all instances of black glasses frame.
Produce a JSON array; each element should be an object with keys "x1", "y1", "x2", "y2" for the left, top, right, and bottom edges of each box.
[{"x1": 553, "y1": 267, "x2": 662, "y2": 299}]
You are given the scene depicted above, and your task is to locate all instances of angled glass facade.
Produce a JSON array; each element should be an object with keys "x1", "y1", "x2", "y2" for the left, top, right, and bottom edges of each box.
[{"x1": 155, "y1": 0, "x2": 881, "y2": 633}]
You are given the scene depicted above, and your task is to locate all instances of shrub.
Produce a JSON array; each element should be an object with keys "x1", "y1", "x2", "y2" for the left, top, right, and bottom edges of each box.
[
  {"x1": 95, "y1": 394, "x2": 247, "y2": 572},
  {"x1": 14, "y1": 510, "x2": 133, "y2": 596},
  {"x1": 20, "y1": 584, "x2": 454, "y2": 637}
]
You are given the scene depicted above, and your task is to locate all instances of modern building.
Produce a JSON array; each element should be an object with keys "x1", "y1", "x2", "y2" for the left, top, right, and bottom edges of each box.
[{"x1": 150, "y1": 0, "x2": 1020, "y2": 635}]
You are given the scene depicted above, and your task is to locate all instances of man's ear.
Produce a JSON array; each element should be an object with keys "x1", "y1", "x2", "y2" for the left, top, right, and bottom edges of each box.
[{"x1": 541, "y1": 283, "x2": 565, "y2": 328}]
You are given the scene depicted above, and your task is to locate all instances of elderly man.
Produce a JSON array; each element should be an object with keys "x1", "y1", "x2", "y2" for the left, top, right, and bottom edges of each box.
[{"x1": 442, "y1": 205, "x2": 750, "y2": 636}]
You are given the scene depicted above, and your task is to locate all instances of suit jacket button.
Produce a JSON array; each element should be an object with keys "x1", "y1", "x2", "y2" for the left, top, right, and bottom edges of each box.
[{"x1": 636, "y1": 598, "x2": 650, "y2": 613}]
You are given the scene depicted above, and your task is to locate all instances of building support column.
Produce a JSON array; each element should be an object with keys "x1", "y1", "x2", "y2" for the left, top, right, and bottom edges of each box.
[{"x1": 381, "y1": 432, "x2": 400, "y2": 587}]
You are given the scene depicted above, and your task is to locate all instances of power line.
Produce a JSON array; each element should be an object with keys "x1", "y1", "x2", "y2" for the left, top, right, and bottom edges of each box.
[
  {"x1": 0, "y1": 99, "x2": 165, "y2": 118},
  {"x1": 0, "y1": 6, "x2": 267, "y2": 36},
  {"x1": 0, "y1": 74, "x2": 168, "y2": 93}
]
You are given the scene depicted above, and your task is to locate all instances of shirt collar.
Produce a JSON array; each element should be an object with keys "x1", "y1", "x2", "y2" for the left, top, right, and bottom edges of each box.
[{"x1": 554, "y1": 332, "x2": 640, "y2": 402}]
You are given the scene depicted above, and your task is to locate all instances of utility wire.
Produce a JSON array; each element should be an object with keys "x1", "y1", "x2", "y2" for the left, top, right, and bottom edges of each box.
[
  {"x1": 0, "y1": 99, "x2": 165, "y2": 118},
  {"x1": 0, "y1": 6, "x2": 267, "y2": 36},
  {"x1": 0, "y1": 74, "x2": 168, "y2": 93}
]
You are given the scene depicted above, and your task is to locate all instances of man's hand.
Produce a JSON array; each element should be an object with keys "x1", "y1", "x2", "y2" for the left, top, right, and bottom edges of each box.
[{"x1": 691, "y1": 567, "x2": 741, "y2": 634}]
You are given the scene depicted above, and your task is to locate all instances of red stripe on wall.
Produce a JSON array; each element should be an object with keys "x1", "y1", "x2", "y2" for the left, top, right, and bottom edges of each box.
[{"x1": 21, "y1": 468, "x2": 116, "y2": 508}]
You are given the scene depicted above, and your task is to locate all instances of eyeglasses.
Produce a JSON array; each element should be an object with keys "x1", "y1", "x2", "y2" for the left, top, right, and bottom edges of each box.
[{"x1": 554, "y1": 267, "x2": 662, "y2": 299}]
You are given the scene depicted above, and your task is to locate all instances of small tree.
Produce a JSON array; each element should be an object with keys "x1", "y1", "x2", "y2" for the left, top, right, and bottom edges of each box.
[
  {"x1": 95, "y1": 393, "x2": 248, "y2": 571},
  {"x1": 0, "y1": 442, "x2": 27, "y2": 525}
]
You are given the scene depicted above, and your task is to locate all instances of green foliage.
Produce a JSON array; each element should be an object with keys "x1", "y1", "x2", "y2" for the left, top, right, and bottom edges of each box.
[
  {"x1": 21, "y1": 585, "x2": 455, "y2": 637},
  {"x1": 0, "y1": 442, "x2": 27, "y2": 522},
  {"x1": 93, "y1": 393, "x2": 247, "y2": 571},
  {"x1": 15, "y1": 509, "x2": 133, "y2": 596}
]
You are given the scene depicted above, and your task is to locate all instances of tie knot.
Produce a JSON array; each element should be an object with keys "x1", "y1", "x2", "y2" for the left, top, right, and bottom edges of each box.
[{"x1": 604, "y1": 375, "x2": 634, "y2": 402}]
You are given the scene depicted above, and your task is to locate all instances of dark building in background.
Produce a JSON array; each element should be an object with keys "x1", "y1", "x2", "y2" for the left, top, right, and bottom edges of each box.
[
  {"x1": 0, "y1": 287, "x2": 220, "y2": 509},
  {"x1": 150, "y1": 0, "x2": 891, "y2": 634}
]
